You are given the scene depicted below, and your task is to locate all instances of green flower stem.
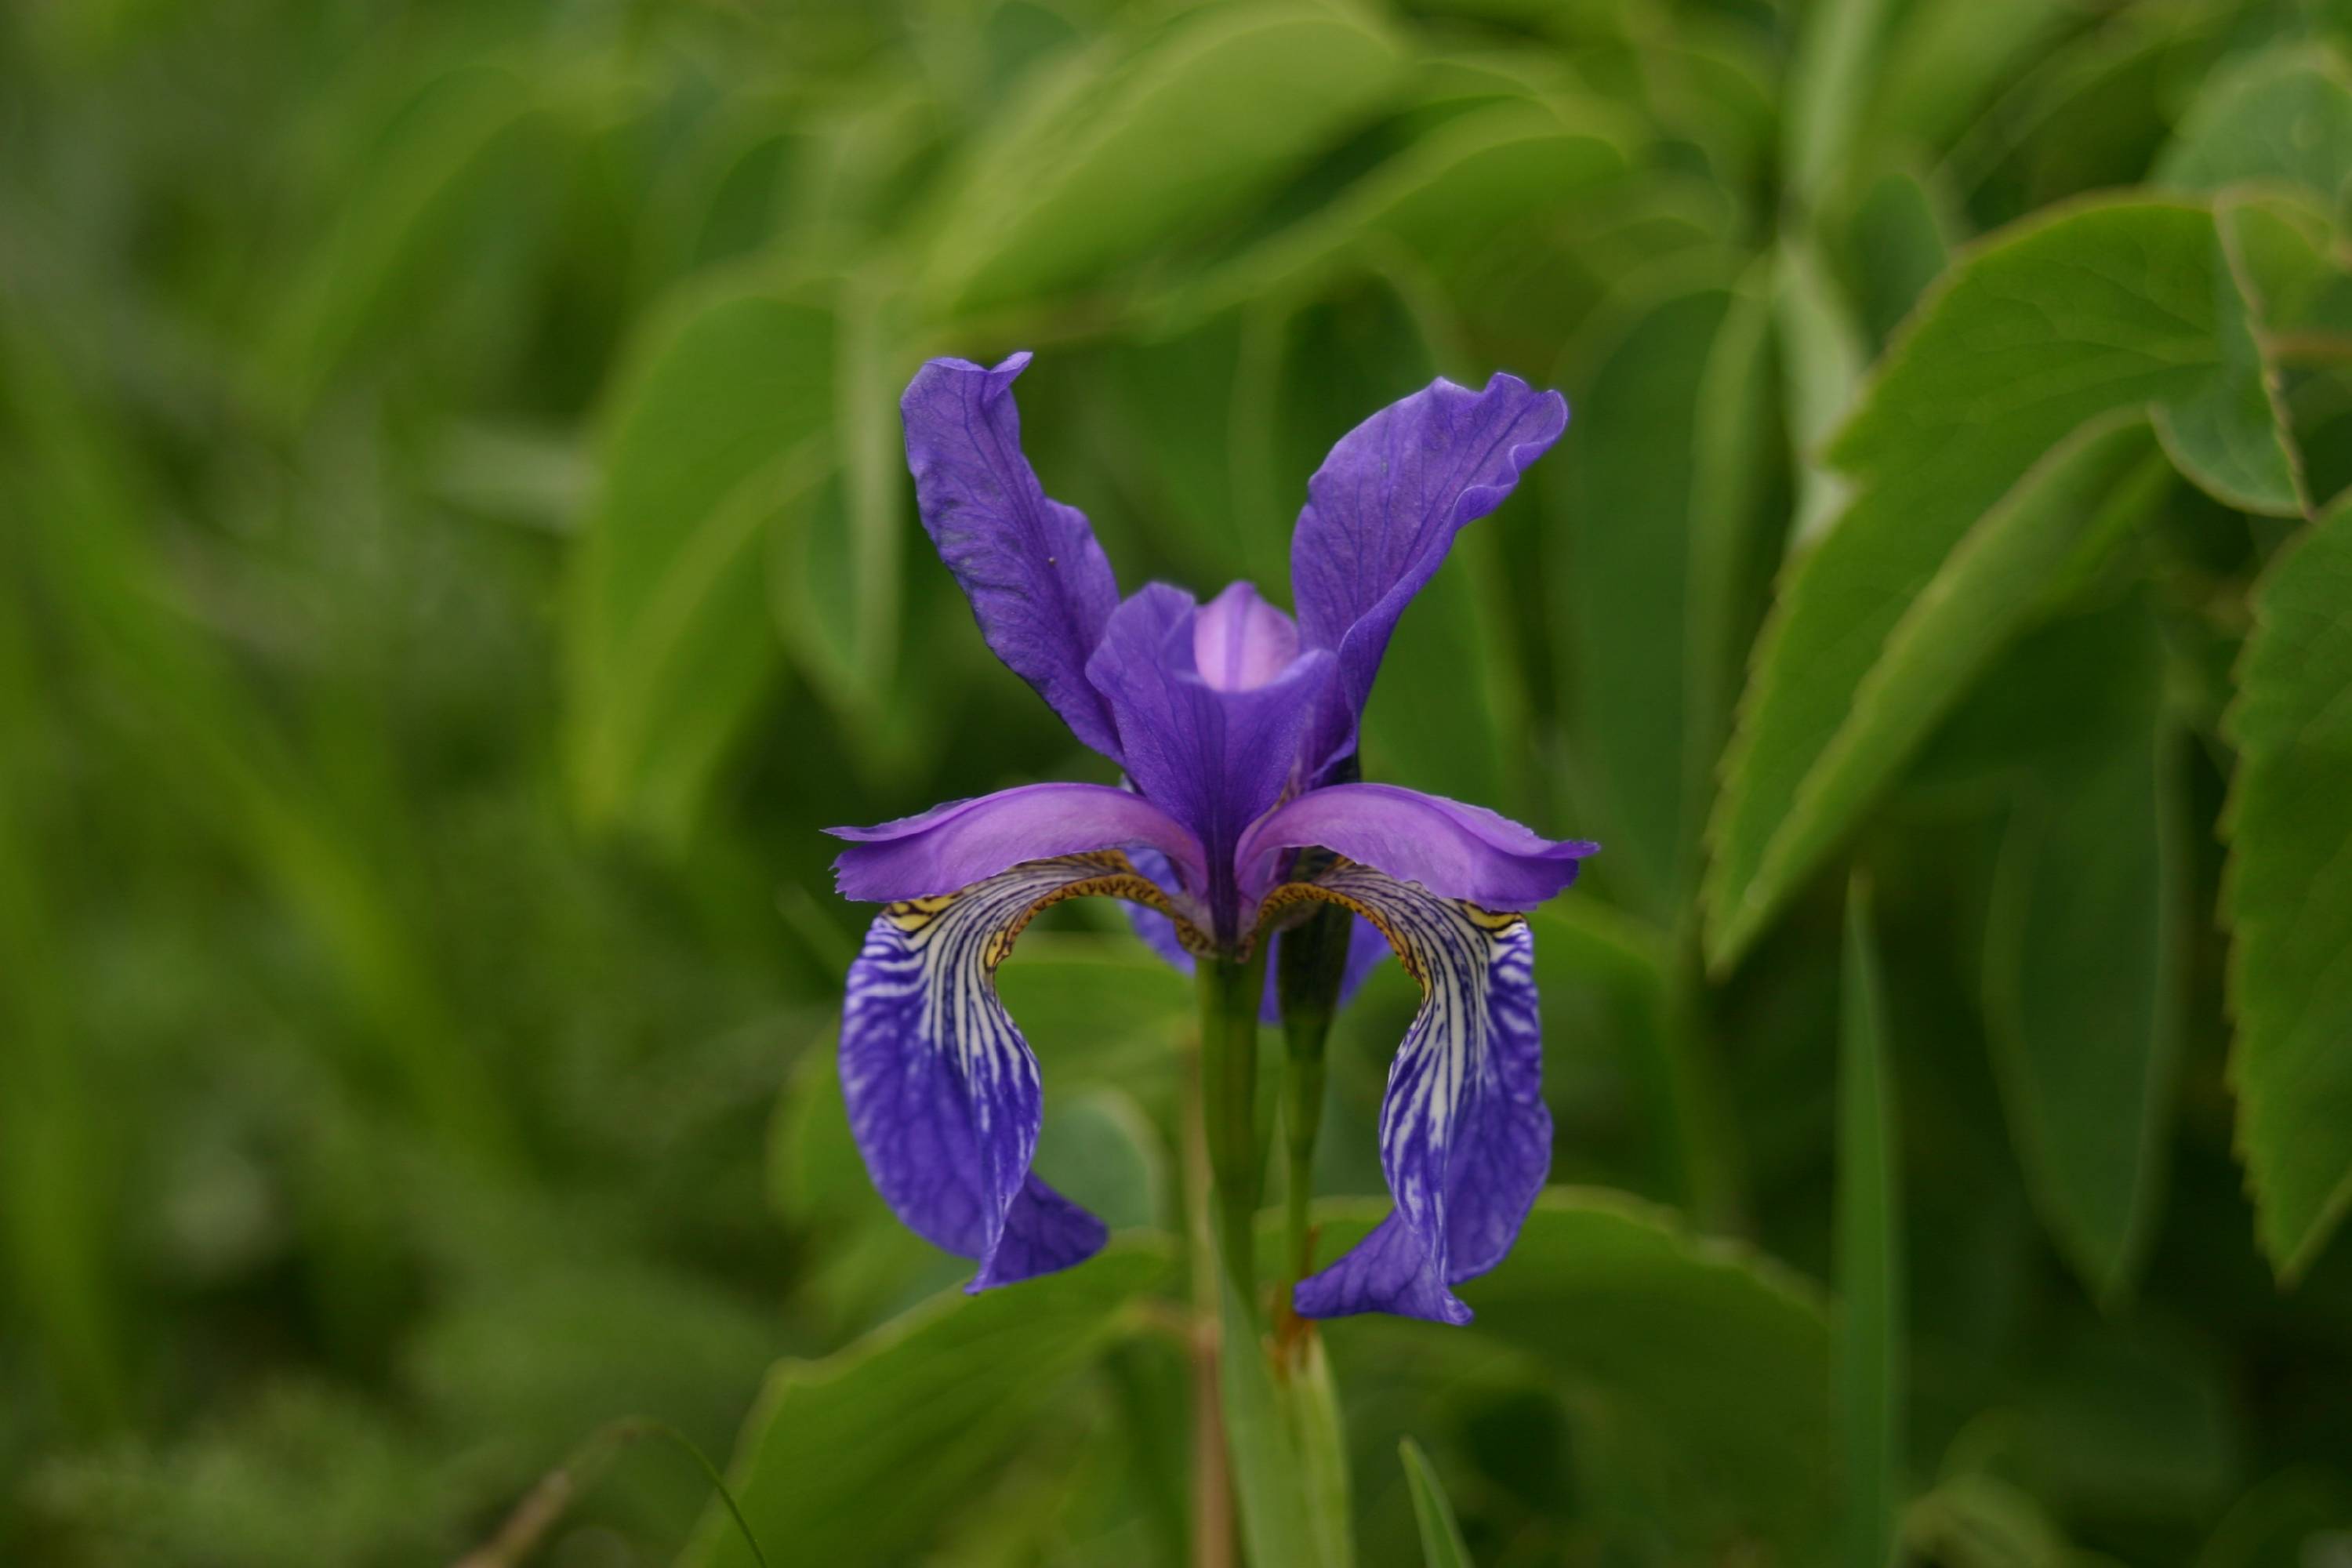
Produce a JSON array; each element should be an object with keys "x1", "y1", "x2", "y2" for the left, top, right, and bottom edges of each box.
[
  {"x1": 1197, "y1": 947, "x2": 1269, "y2": 1312},
  {"x1": 1279, "y1": 1007, "x2": 1330, "y2": 1294}
]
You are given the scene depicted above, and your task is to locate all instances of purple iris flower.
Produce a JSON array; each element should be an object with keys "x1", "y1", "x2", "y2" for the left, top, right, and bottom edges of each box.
[{"x1": 828, "y1": 351, "x2": 1593, "y2": 1324}]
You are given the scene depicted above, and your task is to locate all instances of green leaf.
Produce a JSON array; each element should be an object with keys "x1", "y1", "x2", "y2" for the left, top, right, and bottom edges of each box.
[
  {"x1": 567, "y1": 281, "x2": 836, "y2": 844},
  {"x1": 772, "y1": 277, "x2": 907, "y2": 714},
  {"x1": 2226, "y1": 491, "x2": 2352, "y2": 1280},
  {"x1": 1863, "y1": 0, "x2": 2074, "y2": 156},
  {"x1": 1943, "y1": 5, "x2": 2231, "y2": 216},
  {"x1": 1218, "y1": 1276, "x2": 1354, "y2": 1568},
  {"x1": 1705, "y1": 199, "x2": 2282, "y2": 969},
  {"x1": 2155, "y1": 45, "x2": 2352, "y2": 210},
  {"x1": 1709, "y1": 406, "x2": 2170, "y2": 970},
  {"x1": 1774, "y1": 238, "x2": 1869, "y2": 555},
  {"x1": 0, "y1": 579, "x2": 125, "y2": 1428},
  {"x1": 1033, "y1": 1089, "x2": 1167, "y2": 1234},
  {"x1": 1159, "y1": 97, "x2": 1634, "y2": 328},
  {"x1": 1984, "y1": 599, "x2": 2185, "y2": 1301},
  {"x1": 1399, "y1": 1438, "x2": 1475, "y2": 1568},
  {"x1": 1316, "y1": 1190, "x2": 1835, "y2": 1554},
  {"x1": 1838, "y1": 878, "x2": 1903, "y2": 1568},
  {"x1": 1842, "y1": 169, "x2": 1953, "y2": 347},
  {"x1": 266, "y1": 58, "x2": 601, "y2": 405},
  {"x1": 1780, "y1": 0, "x2": 1896, "y2": 213},
  {"x1": 681, "y1": 1243, "x2": 1172, "y2": 1568},
  {"x1": 1553, "y1": 280, "x2": 1777, "y2": 921},
  {"x1": 921, "y1": 1, "x2": 1403, "y2": 315}
]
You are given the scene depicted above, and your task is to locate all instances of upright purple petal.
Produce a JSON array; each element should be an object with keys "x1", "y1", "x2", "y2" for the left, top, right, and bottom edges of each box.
[
  {"x1": 1271, "y1": 863, "x2": 1550, "y2": 1323},
  {"x1": 903, "y1": 354, "x2": 1123, "y2": 757},
  {"x1": 1290, "y1": 374, "x2": 1568, "y2": 771},
  {"x1": 1192, "y1": 582, "x2": 1300, "y2": 691},
  {"x1": 829, "y1": 781, "x2": 1207, "y2": 908},
  {"x1": 1238, "y1": 782, "x2": 1596, "y2": 909},
  {"x1": 840, "y1": 853, "x2": 1179, "y2": 1293},
  {"x1": 1085, "y1": 584, "x2": 1334, "y2": 942}
]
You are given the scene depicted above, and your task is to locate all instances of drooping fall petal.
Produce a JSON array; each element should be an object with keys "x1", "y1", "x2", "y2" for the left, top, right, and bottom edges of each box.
[
  {"x1": 1263, "y1": 862, "x2": 1551, "y2": 1323},
  {"x1": 840, "y1": 852, "x2": 1181, "y2": 1291}
]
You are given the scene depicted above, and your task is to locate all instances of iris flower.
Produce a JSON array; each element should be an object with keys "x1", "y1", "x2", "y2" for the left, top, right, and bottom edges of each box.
[{"x1": 829, "y1": 352, "x2": 1593, "y2": 1324}]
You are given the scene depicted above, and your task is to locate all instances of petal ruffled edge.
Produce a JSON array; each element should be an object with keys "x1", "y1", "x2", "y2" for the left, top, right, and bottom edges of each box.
[
  {"x1": 1289, "y1": 372, "x2": 1568, "y2": 771},
  {"x1": 1238, "y1": 782, "x2": 1596, "y2": 911},
  {"x1": 829, "y1": 781, "x2": 1209, "y2": 908}
]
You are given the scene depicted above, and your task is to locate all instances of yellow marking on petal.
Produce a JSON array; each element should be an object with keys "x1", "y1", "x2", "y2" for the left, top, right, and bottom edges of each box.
[
  {"x1": 1252, "y1": 858, "x2": 1522, "y2": 983},
  {"x1": 993, "y1": 870, "x2": 1178, "y2": 966},
  {"x1": 880, "y1": 851, "x2": 1207, "y2": 967}
]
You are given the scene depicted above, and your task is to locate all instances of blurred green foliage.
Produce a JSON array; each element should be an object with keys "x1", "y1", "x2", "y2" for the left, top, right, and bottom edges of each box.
[{"x1": 5, "y1": 0, "x2": 2352, "y2": 1563}]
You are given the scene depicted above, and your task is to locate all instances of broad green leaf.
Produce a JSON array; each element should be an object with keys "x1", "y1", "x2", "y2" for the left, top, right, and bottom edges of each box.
[
  {"x1": 266, "y1": 57, "x2": 612, "y2": 405},
  {"x1": 1780, "y1": 0, "x2": 1896, "y2": 213},
  {"x1": 1704, "y1": 199, "x2": 2285, "y2": 969},
  {"x1": 682, "y1": 1243, "x2": 1171, "y2": 1568},
  {"x1": 1984, "y1": 600, "x2": 2184, "y2": 1301},
  {"x1": 1864, "y1": 0, "x2": 2071, "y2": 155},
  {"x1": 1219, "y1": 1277, "x2": 1353, "y2": 1568},
  {"x1": 1838, "y1": 879, "x2": 1903, "y2": 1568},
  {"x1": 1317, "y1": 1190, "x2": 1835, "y2": 1553},
  {"x1": 1679, "y1": 267, "x2": 1784, "y2": 882},
  {"x1": 798, "y1": 277, "x2": 906, "y2": 706},
  {"x1": 2217, "y1": 189, "x2": 2352, "y2": 340},
  {"x1": 1843, "y1": 169, "x2": 1953, "y2": 347},
  {"x1": 2155, "y1": 45, "x2": 2352, "y2": 210},
  {"x1": 921, "y1": 1, "x2": 1402, "y2": 315},
  {"x1": 568, "y1": 281, "x2": 835, "y2": 844},
  {"x1": 1399, "y1": 1439, "x2": 1474, "y2": 1568},
  {"x1": 1160, "y1": 98, "x2": 1634, "y2": 328},
  {"x1": 1775, "y1": 237, "x2": 1868, "y2": 554},
  {"x1": 1530, "y1": 898, "x2": 1737, "y2": 1219},
  {"x1": 2226, "y1": 492, "x2": 2352, "y2": 1279},
  {"x1": 1708, "y1": 408, "x2": 2169, "y2": 970},
  {"x1": 993, "y1": 934, "x2": 1196, "y2": 1080},
  {"x1": 1554, "y1": 282, "x2": 1775, "y2": 920},
  {"x1": 1944, "y1": 4, "x2": 2232, "y2": 218},
  {"x1": 1033, "y1": 1089, "x2": 1167, "y2": 1234}
]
